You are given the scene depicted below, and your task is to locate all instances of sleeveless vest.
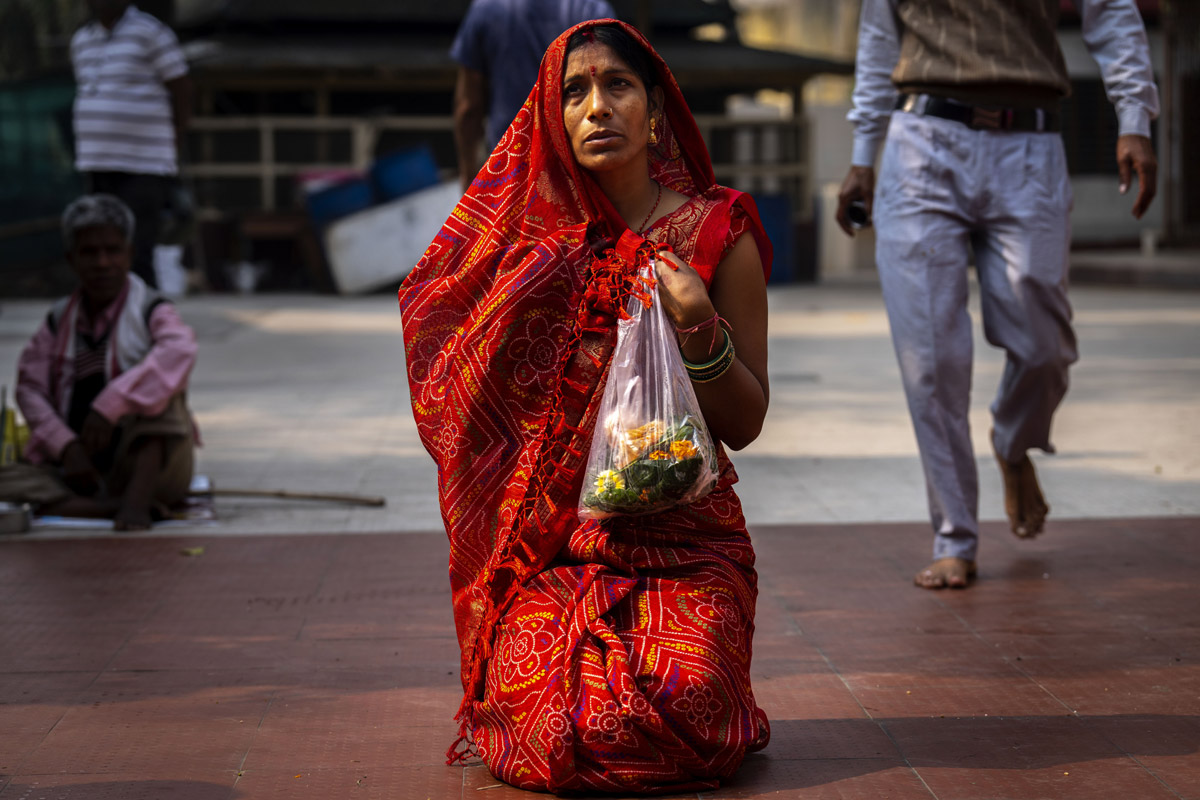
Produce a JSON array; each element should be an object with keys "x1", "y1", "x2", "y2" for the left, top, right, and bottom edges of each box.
[
  {"x1": 892, "y1": 0, "x2": 1069, "y2": 109},
  {"x1": 46, "y1": 273, "x2": 168, "y2": 420}
]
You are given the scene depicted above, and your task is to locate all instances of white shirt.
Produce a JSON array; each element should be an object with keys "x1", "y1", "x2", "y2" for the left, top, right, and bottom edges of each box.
[
  {"x1": 71, "y1": 5, "x2": 188, "y2": 175},
  {"x1": 848, "y1": 0, "x2": 1160, "y2": 167}
]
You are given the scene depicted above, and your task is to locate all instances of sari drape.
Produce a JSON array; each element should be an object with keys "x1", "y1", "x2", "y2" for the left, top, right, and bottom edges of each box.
[{"x1": 399, "y1": 19, "x2": 771, "y2": 794}]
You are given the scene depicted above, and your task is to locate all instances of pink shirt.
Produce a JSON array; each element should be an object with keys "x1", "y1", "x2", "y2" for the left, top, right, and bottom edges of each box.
[{"x1": 16, "y1": 292, "x2": 198, "y2": 464}]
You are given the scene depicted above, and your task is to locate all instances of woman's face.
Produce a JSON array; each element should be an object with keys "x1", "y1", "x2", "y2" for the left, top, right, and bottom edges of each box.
[{"x1": 562, "y1": 41, "x2": 659, "y2": 174}]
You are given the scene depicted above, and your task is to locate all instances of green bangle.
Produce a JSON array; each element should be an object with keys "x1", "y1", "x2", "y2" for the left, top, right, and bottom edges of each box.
[
  {"x1": 682, "y1": 329, "x2": 731, "y2": 369},
  {"x1": 683, "y1": 330, "x2": 736, "y2": 383},
  {"x1": 689, "y1": 345, "x2": 736, "y2": 382}
]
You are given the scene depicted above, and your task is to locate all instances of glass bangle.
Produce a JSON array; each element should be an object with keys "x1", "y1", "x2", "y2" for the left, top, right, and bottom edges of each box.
[
  {"x1": 684, "y1": 333, "x2": 736, "y2": 383},
  {"x1": 687, "y1": 348, "x2": 736, "y2": 383},
  {"x1": 681, "y1": 329, "x2": 732, "y2": 370}
]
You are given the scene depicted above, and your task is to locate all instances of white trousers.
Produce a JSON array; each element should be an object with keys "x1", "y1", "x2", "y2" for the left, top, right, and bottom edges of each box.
[{"x1": 874, "y1": 111, "x2": 1078, "y2": 561}]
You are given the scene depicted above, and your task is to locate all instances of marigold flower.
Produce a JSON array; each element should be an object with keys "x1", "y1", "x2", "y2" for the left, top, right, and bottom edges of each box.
[
  {"x1": 647, "y1": 450, "x2": 671, "y2": 461},
  {"x1": 670, "y1": 440, "x2": 699, "y2": 460}
]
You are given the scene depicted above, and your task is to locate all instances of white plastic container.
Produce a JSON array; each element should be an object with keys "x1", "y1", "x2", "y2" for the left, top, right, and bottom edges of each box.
[
  {"x1": 323, "y1": 180, "x2": 461, "y2": 295},
  {"x1": 153, "y1": 244, "x2": 187, "y2": 297}
]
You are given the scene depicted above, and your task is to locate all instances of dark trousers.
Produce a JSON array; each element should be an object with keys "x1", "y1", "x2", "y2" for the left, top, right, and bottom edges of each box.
[{"x1": 86, "y1": 171, "x2": 169, "y2": 289}]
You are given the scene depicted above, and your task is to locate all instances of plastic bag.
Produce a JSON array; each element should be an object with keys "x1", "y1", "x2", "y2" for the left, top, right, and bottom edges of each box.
[{"x1": 579, "y1": 260, "x2": 719, "y2": 519}]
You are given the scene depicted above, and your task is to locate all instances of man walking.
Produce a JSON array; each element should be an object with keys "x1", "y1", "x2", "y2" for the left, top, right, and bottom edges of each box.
[
  {"x1": 837, "y1": 0, "x2": 1159, "y2": 589},
  {"x1": 451, "y1": 0, "x2": 614, "y2": 191},
  {"x1": 71, "y1": 0, "x2": 191, "y2": 288}
]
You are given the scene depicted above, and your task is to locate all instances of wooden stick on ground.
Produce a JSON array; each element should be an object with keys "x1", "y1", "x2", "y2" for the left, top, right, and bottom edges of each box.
[{"x1": 191, "y1": 487, "x2": 386, "y2": 507}]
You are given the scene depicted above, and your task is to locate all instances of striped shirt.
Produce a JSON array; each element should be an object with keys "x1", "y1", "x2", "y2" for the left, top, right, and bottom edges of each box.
[
  {"x1": 71, "y1": 5, "x2": 188, "y2": 176},
  {"x1": 849, "y1": 0, "x2": 1159, "y2": 167}
]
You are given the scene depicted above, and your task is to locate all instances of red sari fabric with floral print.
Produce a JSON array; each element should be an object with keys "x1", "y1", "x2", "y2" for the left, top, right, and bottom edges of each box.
[{"x1": 398, "y1": 19, "x2": 771, "y2": 794}]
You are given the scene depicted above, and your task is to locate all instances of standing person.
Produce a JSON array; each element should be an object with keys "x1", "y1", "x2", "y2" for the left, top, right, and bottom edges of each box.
[
  {"x1": 401, "y1": 20, "x2": 773, "y2": 793},
  {"x1": 70, "y1": 0, "x2": 192, "y2": 289},
  {"x1": 450, "y1": 0, "x2": 614, "y2": 191},
  {"x1": 836, "y1": 0, "x2": 1159, "y2": 589},
  {"x1": 0, "y1": 195, "x2": 198, "y2": 531}
]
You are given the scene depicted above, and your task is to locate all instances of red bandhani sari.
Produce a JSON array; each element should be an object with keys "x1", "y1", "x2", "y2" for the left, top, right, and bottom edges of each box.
[{"x1": 399, "y1": 19, "x2": 772, "y2": 794}]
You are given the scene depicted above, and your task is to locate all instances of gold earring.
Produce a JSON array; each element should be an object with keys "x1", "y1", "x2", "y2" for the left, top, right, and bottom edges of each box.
[{"x1": 649, "y1": 118, "x2": 658, "y2": 145}]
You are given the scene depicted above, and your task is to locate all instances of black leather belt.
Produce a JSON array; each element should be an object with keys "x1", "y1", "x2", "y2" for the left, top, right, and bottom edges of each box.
[{"x1": 896, "y1": 93, "x2": 1060, "y2": 133}]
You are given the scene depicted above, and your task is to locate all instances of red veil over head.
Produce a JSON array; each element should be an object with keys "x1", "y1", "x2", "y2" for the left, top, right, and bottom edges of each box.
[{"x1": 399, "y1": 18, "x2": 770, "y2": 714}]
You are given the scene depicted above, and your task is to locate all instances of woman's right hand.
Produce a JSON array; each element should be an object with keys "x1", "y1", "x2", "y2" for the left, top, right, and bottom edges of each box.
[
  {"x1": 653, "y1": 250, "x2": 716, "y2": 329},
  {"x1": 675, "y1": 233, "x2": 769, "y2": 451}
]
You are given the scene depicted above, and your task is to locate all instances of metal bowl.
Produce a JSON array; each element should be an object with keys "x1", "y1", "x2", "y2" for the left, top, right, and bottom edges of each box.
[{"x1": 0, "y1": 501, "x2": 31, "y2": 535}]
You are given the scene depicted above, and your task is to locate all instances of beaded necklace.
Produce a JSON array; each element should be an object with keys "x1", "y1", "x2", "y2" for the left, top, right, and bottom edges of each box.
[{"x1": 637, "y1": 180, "x2": 663, "y2": 233}]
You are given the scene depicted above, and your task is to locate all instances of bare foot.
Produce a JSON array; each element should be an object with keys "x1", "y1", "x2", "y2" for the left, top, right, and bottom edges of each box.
[
  {"x1": 748, "y1": 707, "x2": 771, "y2": 752},
  {"x1": 113, "y1": 504, "x2": 153, "y2": 531},
  {"x1": 113, "y1": 437, "x2": 163, "y2": 532},
  {"x1": 913, "y1": 557, "x2": 976, "y2": 590},
  {"x1": 992, "y1": 430, "x2": 1049, "y2": 539}
]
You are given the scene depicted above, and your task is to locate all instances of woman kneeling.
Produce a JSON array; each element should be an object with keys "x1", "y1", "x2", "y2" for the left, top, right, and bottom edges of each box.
[{"x1": 400, "y1": 19, "x2": 773, "y2": 795}]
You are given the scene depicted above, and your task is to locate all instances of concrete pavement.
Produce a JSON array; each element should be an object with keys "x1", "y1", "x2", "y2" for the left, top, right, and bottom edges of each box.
[{"x1": 2, "y1": 282, "x2": 1196, "y2": 539}]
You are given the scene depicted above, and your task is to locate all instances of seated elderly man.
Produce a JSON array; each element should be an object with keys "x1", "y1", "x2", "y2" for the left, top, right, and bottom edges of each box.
[{"x1": 0, "y1": 195, "x2": 198, "y2": 530}]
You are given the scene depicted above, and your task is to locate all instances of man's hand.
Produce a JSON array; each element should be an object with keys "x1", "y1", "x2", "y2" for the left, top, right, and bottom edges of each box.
[
  {"x1": 836, "y1": 166, "x2": 876, "y2": 236},
  {"x1": 454, "y1": 67, "x2": 487, "y2": 194},
  {"x1": 1117, "y1": 134, "x2": 1157, "y2": 219},
  {"x1": 165, "y1": 74, "x2": 193, "y2": 161},
  {"x1": 80, "y1": 410, "x2": 115, "y2": 457},
  {"x1": 61, "y1": 440, "x2": 101, "y2": 496}
]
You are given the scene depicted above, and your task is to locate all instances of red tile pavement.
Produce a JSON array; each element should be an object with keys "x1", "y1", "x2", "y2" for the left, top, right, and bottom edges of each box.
[{"x1": 1, "y1": 517, "x2": 1198, "y2": 799}]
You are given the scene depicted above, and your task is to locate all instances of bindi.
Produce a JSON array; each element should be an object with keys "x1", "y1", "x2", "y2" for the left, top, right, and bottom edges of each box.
[{"x1": 590, "y1": 65, "x2": 596, "y2": 76}]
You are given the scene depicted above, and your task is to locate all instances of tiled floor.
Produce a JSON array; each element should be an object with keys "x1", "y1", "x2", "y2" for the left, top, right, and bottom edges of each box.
[{"x1": 1, "y1": 517, "x2": 1197, "y2": 799}]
